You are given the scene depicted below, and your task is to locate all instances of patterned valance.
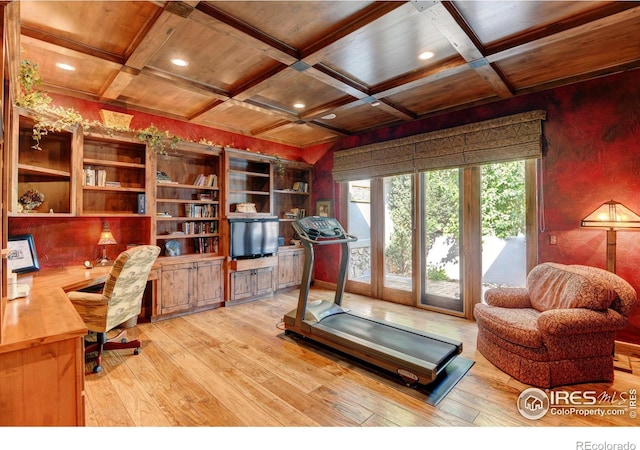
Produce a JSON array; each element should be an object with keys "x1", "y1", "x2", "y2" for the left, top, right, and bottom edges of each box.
[{"x1": 332, "y1": 110, "x2": 546, "y2": 182}]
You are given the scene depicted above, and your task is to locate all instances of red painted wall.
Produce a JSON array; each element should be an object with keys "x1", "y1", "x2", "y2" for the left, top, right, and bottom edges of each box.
[
  {"x1": 8, "y1": 216, "x2": 150, "y2": 268},
  {"x1": 313, "y1": 68, "x2": 640, "y2": 345},
  {"x1": 8, "y1": 94, "x2": 309, "y2": 268}
]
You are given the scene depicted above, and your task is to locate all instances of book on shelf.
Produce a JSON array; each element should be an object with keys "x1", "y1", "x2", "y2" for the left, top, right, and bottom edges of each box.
[
  {"x1": 292, "y1": 181, "x2": 308, "y2": 192},
  {"x1": 193, "y1": 236, "x2": 219, "y2": 254},
  {"x1": 192, "y1": 173, "x2": 218, "y2": 188},
  {"x1": 185, "y1": 203, "x2": 218, "y2": 218},
  {"x1": 182, "y1": 221, "x2": 219, "y2": 234},
  {"x1": 83, "y1": 167, "x2": 109, "y2": 187}
]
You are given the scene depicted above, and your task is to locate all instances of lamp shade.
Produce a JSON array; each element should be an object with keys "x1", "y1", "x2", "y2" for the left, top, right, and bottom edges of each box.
[
  {"x1": 581, "y1": 200, "x2": 640, "y2": 229},
  {"x1": 97, "y1": 222, "x2": 118, "y2": 245}
]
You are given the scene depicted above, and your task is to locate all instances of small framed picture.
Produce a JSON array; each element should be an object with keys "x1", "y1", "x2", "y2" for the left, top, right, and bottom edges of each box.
[
  {"x1": 7, "y1": 234, "x2": 40, "y2": 274},
  {"x1": 316, "y1": 200, "x2": 332, "y2": 217},
  {"x1": 299, "y1": 208, "x2": 306, "y2": 218}
]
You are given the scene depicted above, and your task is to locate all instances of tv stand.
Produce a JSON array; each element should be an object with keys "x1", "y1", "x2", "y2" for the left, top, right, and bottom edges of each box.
[{"x1": 227, "y1": 255, "x2": 277, "y2": 304}]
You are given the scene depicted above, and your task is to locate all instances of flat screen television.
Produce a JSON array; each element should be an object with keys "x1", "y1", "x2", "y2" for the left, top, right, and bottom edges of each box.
[{"x1": 229, "y1": 217, "x2": 279, "y2": 260}]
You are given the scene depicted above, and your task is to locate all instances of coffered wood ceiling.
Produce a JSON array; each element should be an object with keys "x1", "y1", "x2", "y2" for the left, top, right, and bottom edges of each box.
[{"x1": 13, "y1": 1, "x2": 640, "y2": 148}]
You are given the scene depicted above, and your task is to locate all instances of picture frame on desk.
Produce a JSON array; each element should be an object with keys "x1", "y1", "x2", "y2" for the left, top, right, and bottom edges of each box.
[{"x1": 7, "y1": 234, "x2": 40, "y2": 274}]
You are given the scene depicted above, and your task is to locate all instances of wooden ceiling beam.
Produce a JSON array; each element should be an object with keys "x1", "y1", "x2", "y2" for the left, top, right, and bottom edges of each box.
[
  {"x1": 417, "y1": 1, "x2": 514, "y2": 99},
  {"x1": 485, "y1": 1, "x2": 640, "y2": 56},
  {"x1": 140, "y1": 66, "x2": 230, "y2": 100},
  {"x1": 191, "y1": 3, "x2": 299, "y2": 65},
  {"x1": 101, "y1": 4, "x2": 193, "y2": 101},
  {"x1": 300, "y1": 1, "x2": 410, "y2": 65},
  {"x1": 487, "y1": 5, "x2": 640, "y2": 63}
]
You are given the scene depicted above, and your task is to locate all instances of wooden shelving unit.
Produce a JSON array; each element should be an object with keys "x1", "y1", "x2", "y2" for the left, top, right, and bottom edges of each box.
[
  {"x1": 78, "y1": 131, "x2": 150, "y2": 216},
  {"x1": 272, "y1": 159, "x2": 312, "y2": 245},
  {"x1": 224, "y1": 148, "x2": 273, "y2": 217},
  {"x1": 9, "y1": 108, "x2": 78, "y2": 216},
  {"x1": 152, "y1": 142, "x2": 222, "y2": 258}
]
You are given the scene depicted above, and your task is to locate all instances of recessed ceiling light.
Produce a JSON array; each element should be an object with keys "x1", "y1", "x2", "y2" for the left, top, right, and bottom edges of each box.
[
  {"x1": 321, "y1": 113, "x2": 336, "y2": 120},
  {"x1": 171, "y1": 58, "x2": 188, "y2": 67},
  {"x1": 293, "y1": 102, "x2": 305, "y2": 109},
  {"x1": 55, "y1": 62, "x2": 76, "y2": 71},
  {"x1": 419, "y1": 51, "x2": 435, "y2": 60},
  {"x1": 370, "y1": 101, "x2": 381, "y2": 107}
]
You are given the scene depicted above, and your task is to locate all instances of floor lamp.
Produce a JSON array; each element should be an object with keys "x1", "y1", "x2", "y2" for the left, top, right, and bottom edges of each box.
[{"x1": 581, "y1": 200, "x2": 640, "y2": 273}]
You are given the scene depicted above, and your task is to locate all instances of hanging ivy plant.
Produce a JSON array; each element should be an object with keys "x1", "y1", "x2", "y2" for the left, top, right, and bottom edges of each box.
[
  {"x1": 137, "y1": 125, "x2": 180, "y2": 155},
  {"x1": 16, "y1": 60, "x2": 89, "y2": 150},
  {"x1": 274, "y1": 154, "x2": 286, "y2": 176},
  {"x1": 15, "y1": 59, "x2": 181, "y2": 153}
]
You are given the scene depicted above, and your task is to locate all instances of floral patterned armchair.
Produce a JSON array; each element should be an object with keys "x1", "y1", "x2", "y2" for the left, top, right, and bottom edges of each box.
[{"x1": 474, "y1": 262, "x2": 637, "y2": 388}]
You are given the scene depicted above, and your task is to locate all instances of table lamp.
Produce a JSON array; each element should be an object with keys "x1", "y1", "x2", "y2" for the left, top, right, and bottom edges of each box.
[
  {"x1": 580, "y1": 200, "x2": 640, "y2": 273},
  {"x1": 96, "y1": 222, "x2": 118, "y2": 266}
]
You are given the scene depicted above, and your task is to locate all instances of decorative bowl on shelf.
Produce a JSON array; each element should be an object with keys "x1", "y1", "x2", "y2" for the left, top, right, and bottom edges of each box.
[{"x1": 18, "y1": 189, "x2": 44, "y2": 212}]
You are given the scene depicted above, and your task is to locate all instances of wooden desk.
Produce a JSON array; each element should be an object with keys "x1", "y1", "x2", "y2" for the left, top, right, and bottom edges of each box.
[{"x1": 0, "y1": 265, "x2": 155, "y2": 426}]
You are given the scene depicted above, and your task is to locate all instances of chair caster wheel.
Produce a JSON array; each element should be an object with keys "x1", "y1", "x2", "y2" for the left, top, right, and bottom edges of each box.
[
  {"x1": 93, "y1": 365, "x2": 102, "y2": 373},
  {"x1": 134, "y1": 348, "x2": 140, "y2": 355}
]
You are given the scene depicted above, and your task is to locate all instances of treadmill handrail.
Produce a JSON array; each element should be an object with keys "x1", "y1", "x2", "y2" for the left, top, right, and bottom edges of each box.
[{"x1": 298, "y1": 233, "x2": 358, "y2": 245}]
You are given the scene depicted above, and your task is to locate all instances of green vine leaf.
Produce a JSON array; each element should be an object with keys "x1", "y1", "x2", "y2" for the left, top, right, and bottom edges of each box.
[{"x1": 15, "y1": 58, "x2": 182, "y2": 153}]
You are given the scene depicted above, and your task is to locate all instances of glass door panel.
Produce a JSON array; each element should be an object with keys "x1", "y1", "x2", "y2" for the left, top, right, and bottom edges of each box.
[
  {"x1": 420, "y1": 169, "x2": 463, "y2": 313},
  {"x1": 346, "y1": 180, "x2": 372, "y2": 295},
  {"x1": 383, "y1": 174, "x2": 412, "y2": 293},
  {"x1": 481, "y1": 161, "x2": 527, "y2": 294}
]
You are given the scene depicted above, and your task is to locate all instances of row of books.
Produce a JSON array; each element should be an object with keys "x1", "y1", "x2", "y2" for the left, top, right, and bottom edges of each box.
[
  {"x1": 193, "y1": 173, "x2": 218, "y2": 188},
  {"x1": 182, "y1": 221, "x2": 219, "y2": 234},
  {"x1": 194, "y1": 237, "x2": 219, "y2": 254},
  {"x1": 83, "y1": 167, "x2": 121, "y2": 187},
  {"x1": 185, "y1": 203, "x2": 218, "y2": 218},
  {"x1": 292, "y1": 181, "x2": 309, "y2": 192}
]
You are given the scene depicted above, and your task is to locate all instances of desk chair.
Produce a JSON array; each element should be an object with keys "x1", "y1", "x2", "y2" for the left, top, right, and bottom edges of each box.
[{"x1": 68, "y1": 245, "x2": 160, "y2": 373}]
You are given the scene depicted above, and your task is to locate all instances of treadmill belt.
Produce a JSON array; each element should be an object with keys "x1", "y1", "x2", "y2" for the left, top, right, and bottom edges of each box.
[{"x1": 319, "y1": 313, "x2": 458, "y2": 367}]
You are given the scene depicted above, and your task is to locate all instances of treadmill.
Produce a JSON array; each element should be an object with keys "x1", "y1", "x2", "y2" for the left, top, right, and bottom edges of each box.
[{"x1": 283, "y1": 216, "x2": 463, "y2": 386}]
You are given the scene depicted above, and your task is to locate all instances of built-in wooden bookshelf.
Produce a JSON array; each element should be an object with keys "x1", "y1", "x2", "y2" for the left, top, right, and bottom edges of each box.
[
  {"x1": 9, "y1": 108, "x2": 79, "y2": 216},
  {"x1": 152, "y1": 142, "x2": 222, "y2": 258},
  {"x1": 224, "y1": 148, "x2": 273, "y2": 216},
  {"x1": 273, "y1": 159, "x2": 312, "y2": 244},
  {"x1": 78, "y1": 131, "x2": 150, "y2": 216}
]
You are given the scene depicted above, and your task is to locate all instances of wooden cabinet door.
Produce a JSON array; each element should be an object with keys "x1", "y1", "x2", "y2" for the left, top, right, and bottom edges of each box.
[
  {"x1": 231, "y1": 270, "x2": 254, "y2": 301},
  {"x1": 293, "y1": 251, "x2": 304, "y2": 285},
  {"x1": 159, "y1": 262, "x2": 193, "y2": 315},
  {"x1": 277, "y1": 252, "x2": 294, "y2": 289},
  {"x1": 255, "y1": 267, "x2": 274, "y2": 296},
  {"x1": 195, "y1": 259, "x2": 223, "y2": 307}
]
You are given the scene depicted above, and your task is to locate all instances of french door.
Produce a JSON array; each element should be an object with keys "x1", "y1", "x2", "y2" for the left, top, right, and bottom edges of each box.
[{"x1": 343, "y1": 160, "x2": 535, "y2": 318}]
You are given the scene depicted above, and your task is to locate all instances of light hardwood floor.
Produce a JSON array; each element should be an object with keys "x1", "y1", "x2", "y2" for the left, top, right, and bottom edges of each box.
[{"x1": 84, "y1": 287, "x2": 639, "y2": 428}]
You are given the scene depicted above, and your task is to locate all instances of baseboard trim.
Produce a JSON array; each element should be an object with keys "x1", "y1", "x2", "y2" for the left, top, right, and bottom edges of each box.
[
  {"x1": 312, "y1": 280, "x2": 336, "y2": 290},
  {"x1": 615, "y1": 340, "x2": 640, "y2": 357}
]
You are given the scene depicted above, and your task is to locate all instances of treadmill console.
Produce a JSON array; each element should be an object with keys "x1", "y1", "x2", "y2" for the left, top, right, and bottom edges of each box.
[{"x1": 293, "y1": 216, "x2": 348, "y2": 241}]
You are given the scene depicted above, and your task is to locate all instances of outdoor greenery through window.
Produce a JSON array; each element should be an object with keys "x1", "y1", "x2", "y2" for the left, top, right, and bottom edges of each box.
[
  {"x1": 384, "y1": 175, "x2": 413, "y2": 291},
  {"x1": 345, "y1": 159, "x2": 529, "y2": 315},
  {"x1": 481, "y1": 161, "x2": 527, "y2": 290}
]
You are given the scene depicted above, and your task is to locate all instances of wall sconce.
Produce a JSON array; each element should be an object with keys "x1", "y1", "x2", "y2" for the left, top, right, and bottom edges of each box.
[
  {"x1": 96, "y1": 222, "x2": 118, "y2": 266},
  {"x1": 580, "y1": 200, "x2": 640, "y2": 273}
]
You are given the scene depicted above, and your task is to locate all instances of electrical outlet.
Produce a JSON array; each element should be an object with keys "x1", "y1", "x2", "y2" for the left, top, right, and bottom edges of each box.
[{"x1": 549, "y1": 235, "x2": 557, "y2": 245}]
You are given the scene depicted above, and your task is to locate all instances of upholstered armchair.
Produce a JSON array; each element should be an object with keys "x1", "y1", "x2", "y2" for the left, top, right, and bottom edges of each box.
[
  {"x1": 474, "y1": 262, "x2": 637, "y2": 388},
  {"x1": 68, "y1": 245, "x2": 160, "y2": 373}
]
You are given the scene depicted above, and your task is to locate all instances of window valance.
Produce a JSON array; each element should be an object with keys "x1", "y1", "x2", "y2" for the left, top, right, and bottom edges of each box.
[{"x1": 332, "y1": 110, "x2": 546, "y2": 182}]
